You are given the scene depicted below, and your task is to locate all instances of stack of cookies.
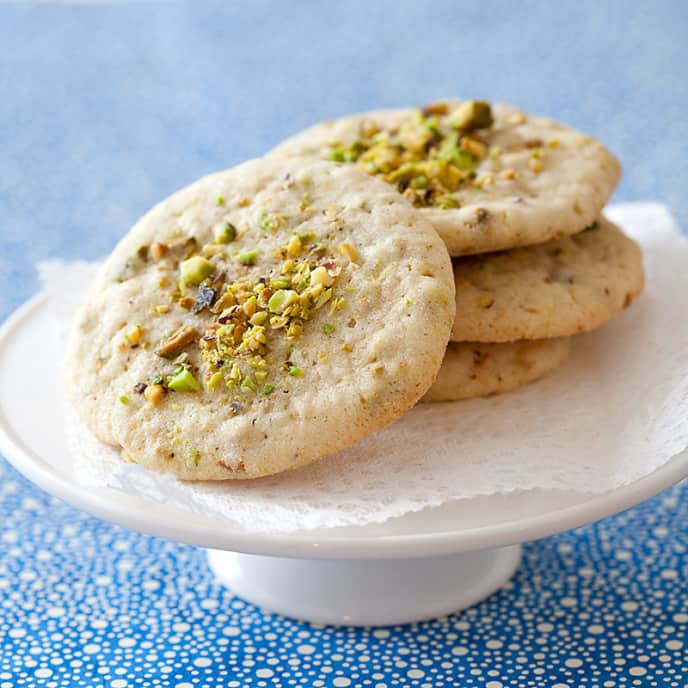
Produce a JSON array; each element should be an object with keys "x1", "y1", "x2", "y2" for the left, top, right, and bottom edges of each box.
[
  {"x1": 272, "y1": 100, "x2": 645, "y2": 404},
  {"x1": 64, "y1": 99, "x2": 644, "y2": 481}
]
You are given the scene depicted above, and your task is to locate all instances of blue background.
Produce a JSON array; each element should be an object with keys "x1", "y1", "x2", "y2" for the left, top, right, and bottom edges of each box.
[{"x1": 0, "y1": 1, "x2": 686, "y2": 686}]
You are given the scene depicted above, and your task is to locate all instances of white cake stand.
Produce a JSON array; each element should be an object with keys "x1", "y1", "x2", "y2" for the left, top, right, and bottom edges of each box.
[{"x1": 1, "y1": 295, "x2": 687, "y2": 626}]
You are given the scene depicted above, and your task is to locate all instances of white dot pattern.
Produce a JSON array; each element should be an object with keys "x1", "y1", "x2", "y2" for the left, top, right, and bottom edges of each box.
[{"x1": 0, "y1": 458, "x2": 686, "y2": 686}]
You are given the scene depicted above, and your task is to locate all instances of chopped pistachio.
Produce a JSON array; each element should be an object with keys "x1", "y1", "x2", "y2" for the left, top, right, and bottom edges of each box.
[
  {"x1": 242, "y1": 295, "x2": 258, "y2": 316},
  {"x1": 310, "y1": 266, "x2": 334, "y2": 287},
  {"x1": 260, "y1": 212, "x2": 283, "y2": 232},
  {"x1": 214, "y1": 221, "x2": 237, "y2": 244},
  {"x1": 157, "y1": 326, "x2": 197, "y2": 359},
  {"x1": 178, "y1": 295, "x2": 195, "y2": 310},
  {"x1": 119, "y1": 395, "x2": 129, "y2": 405},
  {"x1": 286, "y1": 320, "x2": 303, "y2": 338},
  {"x1": 180, "y1": 255, "x2": 215, "y2": 286},
  {"x1": 269, "y1": 276, "x2": 290, "y2": 289},
  {"x1": 262, "y1": 383, "x2": 274, "y2": 395},
  {"x1": 241, "y1": 376, "x2": 257, "y2": 393},
  {"x1": 236, "y1": 250, "x2": 257, "y2": 265},
  {"x1": 207, "y1": 371, "x2": 224, "y2": 391},
  {"x1": 287, "y1": 235, "x2": 302, "y2": 257},
  {"x1": 167, "y1": 367, "x2": 202, "y2": 392},
  {"x1": 288, "y1": 365, "x2": 303, "y2": 377},
  {"x1": 250, "y1": 310, "x2": 268, "y2": 326},
  {"x1": 185, "y1": 446, "x2": 200, "y2": 466},
  {"x1": 150, "y1": 242, "x2": 168, "y2": 262},
  {"x1": 125, "y1": 325, "x2": 144, "y2": 347},
  {"x1": 144, "y1": 384, "x2": 165, "y2": 406},
  {"x1": 323, "y1": 323, "x2": 335, "y2": 335},
  {"x1": 448, "y1": 100, "x2": 493, "y2": 130},
  {"x1": 460, "y1": 136, "x2": 487, "y2": 158},
  {"x1": 216, "y1": 195, "x2": 225, "y2": 206},
  {"x1": 338, "y1": 242, "x2": 358, "y2": 262},
  {"x1": 268, "y1": 289, "x2": 299, "y2": 314}
]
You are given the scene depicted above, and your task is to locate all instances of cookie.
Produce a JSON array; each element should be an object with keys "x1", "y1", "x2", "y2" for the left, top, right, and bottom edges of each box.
[
  {"x1": 421, "y1": 338, "x2": 570, "y2": 402},
  {"x1": 451, "y1": 217, "x2": 644, "y2": 343},
  {"x1": 270, "y1": 100, "x2": 621, "y2": 256},
  {"x1": 64, "y1": 157, "x2": 455, "y2": 480}
]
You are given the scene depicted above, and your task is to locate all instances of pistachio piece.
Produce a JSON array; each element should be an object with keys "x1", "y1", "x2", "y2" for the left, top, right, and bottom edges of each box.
[
  {"x1": 268, "y1": 289, "x2": 299, "y2": 314},
  {"x1": 185, "y1": 446, "x2": 200, "y2": 466},
  {"x1": 448, "y1": 100, "x2": 493, "y2": 130},
  {"x1": 207, "y1": 371, "x2": 224, "y2": 391},
  {"x1": 125, "y1": 325, "x2": 144, "y2": 347},
  {"x1": 144, "y1": 384, "x2": 165, "y2": 406},
  {"x1": 150, "y1": 242, "x2": 168, "y2": 262},
  {"x1": 180, "y1": 255, "x2": 215, "y2": 286},
  {"x1": 157, "y1": 326, "x2": 197, "y2": 359},
  {"x1": 214, "y1": 221, "x2": 237, "y2": 244},
  {"x1": 167, "y1": 367, "x2": 202, "y2": 392},
  {"x1": 236, "y1": 250, "x2": 257, "y2": 266},
  {"x1": 310, "y1": 266, "x2": 334, "y2": 287},
  {"x1": 338, "y1": 242, "x2": 358, "y2": 262}
]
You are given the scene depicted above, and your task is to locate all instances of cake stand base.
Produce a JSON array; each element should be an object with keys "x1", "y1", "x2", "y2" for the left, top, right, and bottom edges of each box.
[{"x1": 207, "y1": 544, "x2": 522, "y2": 626}]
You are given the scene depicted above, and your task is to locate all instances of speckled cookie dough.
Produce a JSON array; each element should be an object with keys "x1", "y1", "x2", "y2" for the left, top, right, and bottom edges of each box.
[
  {"x1": 64, "y1": 157, "x2": 455, "y2": 480},
  {"x1": 451, "y1": 217, "x2": 644, "y2": 343},
  {"x1": 271, "y1": 100, "x2": 621, "y2": 256},
  {"x1": 421, "y1": 338, "x2": 571, "y2": 402}
]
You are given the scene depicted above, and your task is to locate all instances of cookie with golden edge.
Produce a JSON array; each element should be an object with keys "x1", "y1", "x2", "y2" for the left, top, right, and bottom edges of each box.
[
  {"x1": 451, "y1": 217, "x2": 644, "y2": 343},
  {"x1": 270, "y1": 100, "x2": 621, "y2": 256},
  {"x1": 64, "y1": 157, "x2": 455, "y2": 480},
  {"x1": 421, "y1": 338, "x2": 570, "y2": 403}
]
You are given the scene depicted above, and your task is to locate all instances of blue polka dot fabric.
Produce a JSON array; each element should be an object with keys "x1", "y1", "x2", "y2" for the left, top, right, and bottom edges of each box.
[
  {"x1": 0, "y1": 455, "x2": 686, "y2": 686},
  {"x1": 1, "y1": 1, "x2": 687, "y2": 686}
]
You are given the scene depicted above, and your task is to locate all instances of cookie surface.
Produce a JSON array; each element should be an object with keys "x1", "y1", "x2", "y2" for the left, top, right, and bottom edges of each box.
[
  {"x1": 451, "y1": 218, "x2": 644, "y2": 342},
  {"x1": 64, "y1": 157, "x2": 455, "y2": 480},
  {"x1": 421, "y1": 338, "x2": 570, "y2": 402},
  {"x1": 271, "y1": 100, "x2": 621, "y2": 255}
]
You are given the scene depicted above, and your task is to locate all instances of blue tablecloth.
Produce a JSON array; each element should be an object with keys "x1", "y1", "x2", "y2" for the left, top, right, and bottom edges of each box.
[{"x1": 1, "y1": 2, "x2": 686, "y2": 685}]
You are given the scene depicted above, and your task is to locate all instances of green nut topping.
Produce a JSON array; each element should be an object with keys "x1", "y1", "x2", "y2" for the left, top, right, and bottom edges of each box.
[
  {"x1": 180, "y1": 255, "x2": 215, "y2": 286},
  {"x1": 268, "y1": 289, "x2": 298, "y2": 314},
  {"x1": 322, "y1": 323, "x2": 335, "y2": 335},
  {"x1": 214, "y1": 221, "x2": 237, "y2": 244},
  {"x1": 185, "y1": 446, "x2": 200, "y2": 466},
  {"x1": 167, "y1": 367, "x2": 202, "y2": 392},
  {"x1": 237, "y1": 250, "x2": 258, "y2": 266},
  {"x1": 319, "y1": 100, "x2": 497, "y2": 209},
  {"x1": 206, "y1": 371, "x2": 224, "y2": 391},
  {"x1": 262, "y1": 383, "x2": 274, "y2": 395},
  {"x1": 288, "y1": 366, "x2": 303, "y2": 377},
  {"x1": 448, "y1": 100, "x2": 493, "y2": 130},
  {"x1": 119, "y1": 394, "x2": 129, "y2": 405}
]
